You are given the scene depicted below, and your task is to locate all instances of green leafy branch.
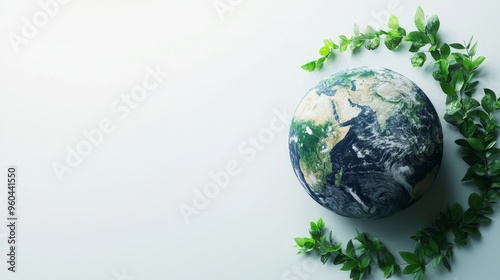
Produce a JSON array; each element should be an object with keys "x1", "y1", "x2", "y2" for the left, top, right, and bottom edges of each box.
[{"x1": 295, "y1": 6, "x2": 500, "y2": 280}]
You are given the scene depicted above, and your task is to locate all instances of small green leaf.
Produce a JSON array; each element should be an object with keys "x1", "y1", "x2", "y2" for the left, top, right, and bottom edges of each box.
[
  {"x1": 353, "y1": 24, "x2": 360, "y2": 36},
  {"x1": 402, "y1": 264, "x2": 421, "y2": 274},
  {"x1": 472, "y1": 56, "x2": 486, "y2": 69},
  {"x1": 452, "y1": 71, "x2": 465, "y2": 93},
  {"x1": 301, "y1": 61, "x2": 316, "y2": 72},
  {"x1": 359, "y1": 252, "x2": 371, "y2": 269},
  {"x1": 319, "y1": 45, "x2": 330, "y2": 56},
  {"x1": 365, "y1": 36, "x2": 380, "y2": 50},
  {"x1": 411, "y1": 52, "x2": 427, "y2": 67},
  {"x1": 488, "y1": 159, "x2": 500, "y2": 177},
  {"x1": 440, "y1": 82, "x2": 456, "y2": 96},
  {"x1": 340, "y1": 260, "x2": 358, "y2": 271},
  {"x1": 450, "y1": 43, "x2": 465, "y2": 49},
  {"x1": 469, "y1": 41, "x2": 478, "y2": 56},
  {"x1": 365, "y1": 25, "x2": 377, "y2": 39},
  {"x1": 399, "y1": 251, "x2": 419, "y2": 265},
  {"x1": 346, "y1": 240, "x2": 355, "y2": 258},
  {"x1": 468, "y1": 193, "x2": 483, "y2": 209},
  {"x1": 482, "y1": 88, "x2": 497, "y2": 113},
  {"x1": 459, "y1": 118, "x2": 476, "y2": 138},
  {"x1": 384, "y1": 35, "x2": 403, "y2": 50},
  {"x1": 442, "y1": 256, "x2": 451, "y2": 271},
  {"x1": 388, "y1": 15, "x2": 399, "y2": 29},
  {"x1": 468, "y1": 137, "x2": 485, "y2": 151},
  {"x1": 454, "y1": 139, "x2": 469, "y2": 147},
  {"x1": 462, "y1": 97, "x2": 480, "y2": 112},
  {"x1": 440, "y1": 43, "x2": 451, "y2": 58},
  {"x1": 405, "y1": 31, "x2": 431, "y2": 45},
  {"x1": 449, "y1": 203, "x2": 464, "y2": 223},
  {"x1": 383, "y1": 265, "x2": 394, "y2": 278},
  {"x1": 431, "y1": 255, "x2": 442, "y2": 268},
  {"x1": 425, "y1": 15, "x2": 440, "y2": 35},
  {"x1": 430, "y1": 50, "x2": 441, "y2": 61},
  {"x1": 323, "y1": 39, "x2": 335, "y2": 48},
  {"x1": 438, "y1": 59, "x2": 449, "y2": 77},
  {"x1": 414, "y1": 7, "x2": 426, "y2": 32},
  {"x1": 316, "y1": 217, "x2": 325, "y2": 230},
  {"x1": 333, "y1": 253, "x2": 349, "y2": 265},
  {"x1": 429, "y1": 238, "x2": 439, "y2": 253}
]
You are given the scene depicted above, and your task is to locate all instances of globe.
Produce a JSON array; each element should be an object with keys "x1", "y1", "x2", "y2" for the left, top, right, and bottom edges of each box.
[{"x1": 289, "y1": 67, "x2": 443, "y2": 219}]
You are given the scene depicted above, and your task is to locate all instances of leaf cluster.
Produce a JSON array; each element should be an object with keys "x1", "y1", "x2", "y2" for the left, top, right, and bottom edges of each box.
[
  {"x1": 296, "y1": 6, "x2": 500, "y2": 280},
  {"x1": 294, "y1": 218, "x2": 399, "y2": 280}
]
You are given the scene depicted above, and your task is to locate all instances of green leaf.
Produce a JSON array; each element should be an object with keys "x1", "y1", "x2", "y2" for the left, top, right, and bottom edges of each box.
[
  {"x1": 469, "y1": 41, "x2": 478, "y2": 56},
  {"x1": 468, "y1": 138, "x2": 485, "y2": 151},
  {"x1": 294, "y1": 237, "x2": 315, "y2": 250},
  {"x1": 359, "y1": 252, "x2": 371, "y2": 269},
  {"x1": 449, "y1": 203, "x2": 464, "y2": 223},
  {"x1": 323, "y1": 39, "x2": 335, "y2": 48},
  {"x1": 440, "y1": 82, "x2": 456, "y2": 96},
  {"x1": 482, "y1": 88, "x2": 497, "y2": 113},
  {"x1": 430, "y1": 50, "x2": 441, "y2": 61},
  {"x1": 468, "y1": 193, "x2": 483, "y2": 209},
  {"x1": 431, "y1": 255, "x2": 442, "y2": 268},
  {"x1": 476, "y1": 110, "x2": 489, "y2": 121},
  {"x1": 399, "y1": 251, "x2": 419, "y2": 265},
  {"x1": 411, "y1": 52, "x2": 427, "y2": 67},
  {"x1": 462, "y1": 97, "x2": 480, "y2": 112},
  {"x1": 340, "y1": 260, "x2": 358, "y2": 271},
  {"x1": 346, "y1": 240, "x2": 355, "y2": 258},
  {"x1": 415, "y1": 269, "x2": 425, "y2": 280},
  {"x1": 450, "y1": 43, "x2": 465, "y2": 49},
  {"x1": 429, "y1": 238, "x2": 439, "y2": 253},
  {"x1": 365, "y1": 25, "x2": 377, "y2": 39},
  {"x1": 301, "y1": 61, "x2": 316, "y2": 72},
  {"x1": 455, "y1": 139, "x2": 469, "y2": 147},
  {"x1": 388, "y1": 15, "x2": 399, "y2": 29},
  {"x1": 402, "y1": 264, "x2": 421, "y2": 274},
  {"x1": 442, "y1": 256, "x2": 451, "y2": 271},
  {"x1": 414, "y1": 7, "x2": 426, "y2": 32},
  {"x1": 353, "y1": 24, "x2": 360, "y2": 36},
  {"x1": 384, "y1": 35, "x2": 403, "y2": 50},
  {"x1": 383, "y1": 265, "x2": 394, "y2": 279},
  {"x1": 440, "y1": 43, "x2": 451, "y2": 58},
  {"x1": 488, "y1": 159, "x2": 500, "y2": 177},
  {"x1": 438, "y1": 59, "x2": 449, "y2": 77},
  {"x1": 452, "y1": 71, "x2": 465, "y2": 93},
  {"x1": 425, "y1": 15, "x2": 440, "y2": 35},
  {"x1": 316, "y1": 217, "x2": 325, "y2": 230},
  {"x1": 472, "y1": 56, "x2": 486, "y2": 69},
  {"x1": 405, "y1": 31, "x2": 431, "y2": 46},
  {"x1": 486, "y1": 140, "x2": 497, "y2": 150},
  {"x1": 316, "y1": 57, "x2": 325, "y2": 71},
  {"x1": 333, "y1": 253, "x2": 349, "y2": 265},
  {"x1": 319, "y1": 45, "x2": 330, "y2": 56},
  {"x1": 365, "y1": 36, "x2": 380, "y2": 50},
  {"x1": 459, "y1": 118, "x2": 476, "y2": 138}
]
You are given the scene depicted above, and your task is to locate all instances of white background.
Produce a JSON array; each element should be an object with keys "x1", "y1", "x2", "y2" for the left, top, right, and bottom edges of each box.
[{"x1": 0, "y1": 0, "x2": 499, "y2": 279}]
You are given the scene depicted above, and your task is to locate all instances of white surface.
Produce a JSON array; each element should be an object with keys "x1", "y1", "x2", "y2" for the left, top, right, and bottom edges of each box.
[{"x1": 0, "y1": 0, "x2": 499, "y2": 279}]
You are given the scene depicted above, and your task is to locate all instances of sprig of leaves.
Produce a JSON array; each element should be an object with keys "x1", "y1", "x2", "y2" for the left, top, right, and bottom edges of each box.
[
  {"x1": 295, "y1": 218, "x2": 400, "y2": 280},
  {"x1": 295, "y1": 6, "x2": 500, "y2": 280}
]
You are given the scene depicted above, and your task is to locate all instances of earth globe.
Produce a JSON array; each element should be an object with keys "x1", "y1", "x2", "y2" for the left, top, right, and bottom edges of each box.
[{"x1": 289, "y1": 66, "x2": 443, "y2": 219}]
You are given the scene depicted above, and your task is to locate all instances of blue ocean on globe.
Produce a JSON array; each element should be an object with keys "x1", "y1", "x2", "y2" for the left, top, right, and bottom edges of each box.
[{"x1": 289, "y1": 67, "x2": 443, "y2": 219}]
